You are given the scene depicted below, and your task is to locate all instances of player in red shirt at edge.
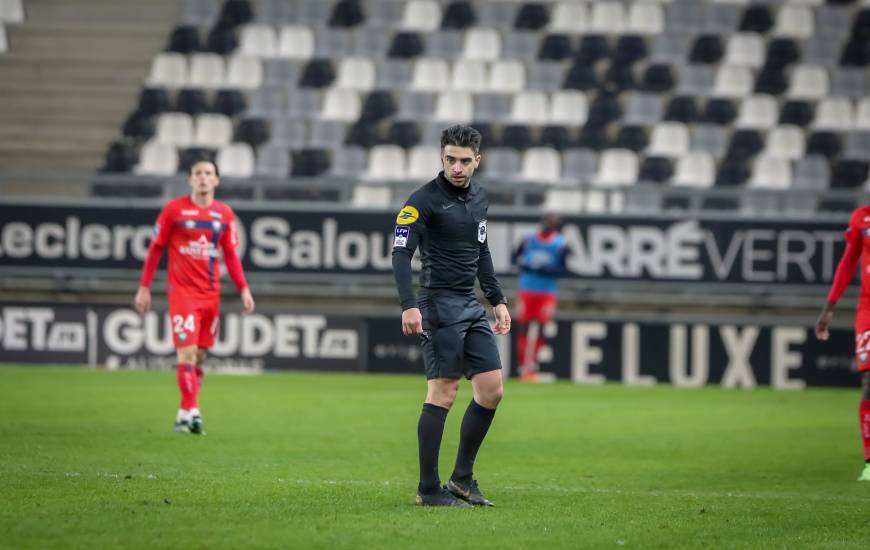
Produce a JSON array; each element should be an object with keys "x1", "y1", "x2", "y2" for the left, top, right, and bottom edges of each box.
[
  {"x1": 815, "y1": 206, "x2": 870, "y2": 481},
  {"x1": 134, "y1": 160, "x2": 255, "y2": 434}
]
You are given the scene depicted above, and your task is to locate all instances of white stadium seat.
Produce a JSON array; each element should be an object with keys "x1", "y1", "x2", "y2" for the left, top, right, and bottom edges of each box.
[
  {"x1": 135, "y1": 140, "x2": 179, "y2": 176},
  {"x1": 216, "y1": 143, "x2": 255, "y2": 178}
]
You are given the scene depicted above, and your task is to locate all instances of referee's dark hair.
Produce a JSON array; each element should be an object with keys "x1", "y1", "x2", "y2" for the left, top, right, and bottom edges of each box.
[
  {"x1": 190, "y1": 159, "x2": 220, "y2": 177},
  {"x1": 441, "y1": 125, "x2": 482, "y2": 155}
]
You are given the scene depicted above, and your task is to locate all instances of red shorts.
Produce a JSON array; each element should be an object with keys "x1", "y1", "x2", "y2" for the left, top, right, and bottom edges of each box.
[
  {"x1": 168, "y1": 296, "x2": 219, "y2": 349},
  {"x1": 854, "y1": 310, "x2": 870, "y2": 372},
  {"x1": 516, "y1": 291, "x2": 557, "y2": 324}
]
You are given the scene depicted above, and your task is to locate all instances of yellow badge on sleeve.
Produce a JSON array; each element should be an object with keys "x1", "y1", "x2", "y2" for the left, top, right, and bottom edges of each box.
[{"x1": 396, "y1": 205, "x2": 419, "y2": 225}]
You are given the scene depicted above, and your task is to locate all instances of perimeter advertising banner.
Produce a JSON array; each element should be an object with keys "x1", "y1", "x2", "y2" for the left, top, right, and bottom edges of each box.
[
  {"x1": 0, "y1": 204, "x2": 849, "y2": 286},
  {"x1": 1, "y1": 304, "x2": 859, "y2": 389}
]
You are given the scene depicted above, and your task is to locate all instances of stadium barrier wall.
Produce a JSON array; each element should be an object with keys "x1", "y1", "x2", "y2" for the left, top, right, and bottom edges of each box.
[
  {"x1": 0, "y1": 304, "x2": 858, "y2": 389},
  {"x1": 0, "y1": 203, "x2": 849, "y2": 289}
]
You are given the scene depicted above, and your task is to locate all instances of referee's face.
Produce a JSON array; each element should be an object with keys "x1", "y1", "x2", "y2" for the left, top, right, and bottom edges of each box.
[{"x1": 441, "y1": 145, "x2": 480, "y2": 188}]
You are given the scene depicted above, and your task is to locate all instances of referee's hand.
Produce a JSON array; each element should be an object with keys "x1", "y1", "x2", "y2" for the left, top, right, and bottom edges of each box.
[
  {"x1": 492, "y1": 304, "x2": 511, "y2": 335},
  {"x1": 402, "y1": 307, "x2": 423, "y2": 336}
]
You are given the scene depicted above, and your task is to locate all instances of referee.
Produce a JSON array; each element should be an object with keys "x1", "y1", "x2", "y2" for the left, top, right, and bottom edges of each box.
[{"x1": 392, "y1": 125, "x2": 511, "y2": 507}]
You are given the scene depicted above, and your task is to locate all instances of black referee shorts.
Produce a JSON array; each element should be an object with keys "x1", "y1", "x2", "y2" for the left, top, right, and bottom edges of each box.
[{"x1": 418, "y1": 291, "x2": 502, "y2": 380}]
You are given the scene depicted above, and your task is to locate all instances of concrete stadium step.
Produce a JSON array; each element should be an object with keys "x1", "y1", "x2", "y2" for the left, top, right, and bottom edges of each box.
[
  {"x1": 24, "y1": 0, "x2": 181, "y2": 25},
  {"x1": 0, "y1": 147, "x2": 106, "y2": 172},
  {"x1": 0, "y1": 58, "x2": 150, "y2": 86},
  {"x1": 0, "y1": 121, "x2": 118, "y2": 148},
  {"x1": 5, "y1": 23, "x2": 169, "y2": 60},
  {"x1": 0, "y1": 89, "x2": 137, "y2": 116}
]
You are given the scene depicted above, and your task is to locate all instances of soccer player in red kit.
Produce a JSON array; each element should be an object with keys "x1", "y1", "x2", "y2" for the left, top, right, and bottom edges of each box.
[
  {"x1": 815, "y1": 205, "x2": 870, "y2": 481},
  {"x1": 134, "y1": 160, "x2": 255, "y2": 434}
]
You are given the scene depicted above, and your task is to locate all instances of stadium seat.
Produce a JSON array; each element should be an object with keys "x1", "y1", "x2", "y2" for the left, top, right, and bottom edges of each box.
[
  {"x1": 135, "y1": 140, "x2": 179, "y2": 175},
  {"x1": 182, "y1": 0, "x2": 218, "y2": 26},
  {"x1": 640, "y1": 64, "x2": 676, "y2": 93},
  {"x1": 365, "y1": 145, "x2": 407, "y2": 180},
  {"x1": 812, "y1": 97, "x2": 854, "y2": 131},
  {"x1": 474, "y1": 93, "x2": 511, "y2": 122},
  {"x1": 514, "y1": 3, "x2": 548, "y2": 30},
  {"x1": 214, "y1": 89, "x2": 246, "y2": 116},
  {"x1": 690, "y1": 124, "x2": 728, "y2": 159},
  {"x1": 137, "y1": 88, "x2": 171, "y2": 117},
  {"x1": 488, "y1": 60, "x2": 525, "y2": 93},
  {"x1": 677, "y1": 64, "x2": 715, "y2": 96},
  {"x1": 299, "y1": 59, "x2": 335, "y2": 88},
  {"x1": 765, "y1": 126, "x2": 805, "y2": 160},
  {"x1": 844, "y1": 131, "x2": 870, "y2": 161},
  {"x1": 376, "y1": 59, "x2": 412, "y2": 88},
  {"x1": 234, "y1": 117, "x2": 270, "y2": 148},
  {"x1": 291, "y1": 148, "x2": 331, "y2": 176},
  {"x1": 479, "y1": 148, "x2": 520, "y2": 180},
  {"x1": 167, "y1": 25, "x2": 202, "y2": 54},
  {"x1": 787, "y1": 65, "x2": 829, "y2": 100},
  {"x1": 410, "y1": 58, "x2": 449, "y2": 91},
  {"x1": 102, "y1": 141, "x2": 138, "y2": 173},
  {"x1": 727, "y1": 34, "x2": 766, "y2": 70},
  {"x1": 462, "y1": 28, "x2": 501, "y2": 61},
  {"x1": 549, "y1": 90, "x2": 587, "y2": 125},
  {"x1": 830, "y1": 160, "x2": 869, "y2": 188},
  {"x1": 802, "y1": 35, "x2": 840, "y2": 67},
  {"x1": 509, "y1": 91, "x2": 548, "y2": 124},
  {"x1": 539, "y1": 126, "x2": 574, "y2": 151},
  {"x1": 647, "y1": 122, "x2": 690, "y2": 158},
  {"x1": 666, "y1": 1, "x2": 702, "y2": 32},
  {"x1": 0, "y1": 0, "x2": 22, "y2": 23},
  {"x1": 725, "y1": 129, "x2": 764, "y2": 162},
  {"x1": 501, "y1": 125, "x2": 534, "y2": 150},
  {"x1": 269, "y1": 118, "x2": 307, "y2": 148},
  {"x1": 754, "y1": 66, "x2": 789, "y2": 96},
  {"x1": 407, "y1": 145, "x2": 441, "y2": 180},
  {"x1": 793, "y1": 155, "x2": 830, "y2": 190},
  {"x1": 345, "y1": 121, "x2": 382, "y2": 147},
  {"x1": 622, "y1": 92, "x2": 662, "y2": 126},
  {"x1": 858, "y1": 99, "x2": 870, "y2": 130},
  {"x1": 216, "y1": 142, "x2": 255, "y2": 177},
  {"x1": 335, "y1": 57, "x2": 376, "y2": 91},
  {"x1": 364, "y1": 0, "x2": 406, "y2": 29},
  {"x1": 779, "y1": 100, "x2": 814, "y2": 127},
  {"x1": 702, "y1": 98, "x2": 738, "y2": 125},
  {"x1": 502, "y1": 31, "x2": 538, "y2": 62},
  {"x1": 156, "y1": 112, "x2": 194, "y2": 147},
  {"x1": 595, "y1": 149, "x2": 638, "y2": 186},
  {"x1": 749, "y1": 156, "x2": 792, "y2": 189},
  {"x1": 401, "y1": 0, "x2": 442, "y2": 32},
  {"x1": 806, "y1": 131, "x2": 843, "y2": 160},
  {"x1": 147, "y1": 53, "x2": 188, "y2": 88},
  {"x1": 590, "y1": 2, "x2": 625, "y2": 34},
  {"x1": 122, "y1": 110, "x2": 156, "y2": 140},
  {"x1": 450, "y1": 60, "x2": 488, "y2": 92},
  {"x1": 772, "y1": 5, "x2": 814, "y2": 39},
  {"x1": 278, "y1": 25, "x2": 315, "y2": 59},
  {"x1": 586, "y1": 94, "x2": 622, "y2": 128},
  {"x1": 673, "y1": 151, "x2": 715, "y2": 188},
  {"x1": 542, "y1": 189, "x2": 584, "y2": 213},
  {"x1": 294, "y1": 0, "x2": 331, "y2": 25},
  {"x1": 245, "y1": 88, "x2": 283, "y2": 118},
  {"x1": 735, "y1": 94, "x2": 778, "y2": 129},
  {"x1": 639, "y1": 156, "x2": 673, "y2": 184},
  {"x1": 314, "y1": 28, "x2": 353, "y2": 58},
  {"x1": 188, "y1": 53, "x2": 225, "y2": 89},
  {"x1": 650, "y1": 32, "x2": 691, "y2": 64},
  {"x1": 476, "y1": 1, "x2": 514, "y2": 28},
  {"x1": 830, "y1": 68, "x2": 868, "y2": 99},
  {"x1": 712, "y1": 65, "x2": 753, "y2": 98},
  {"x1": 329, "y1": 0, "x2": 365, "y2": 28},
  {"x1": 433, "y1": 91, "x2": 473, "y2": 123},
  {"x1": 351, "y1": 27, "x2": 390, "y2": 58},
  {"x1": 285, "y1": 89, "x2": 321, "y2": 119},
  {"x1": 226, "y1": 55, "x2": 262, "y2": 89},
  {"x1": 575, "y1": 34, "x2": 609, "y2": 65},
  {"x1": 352, "y1": 185, "x2": 392, "y2": 207},
  {"x1": 739, "y1": 4, "x2": 773, "y2": 34},
  {"x1": 563, "y1": 62, "x2": 598, "y2": 91},
  {"x1": 703, "y1": 3, "x2": 742, "y2": 34},
  {"x1": 329, "y1": 146, "x2": 368, "y2": 178},
  {"x1": 715, "y1": 158, "x2": 750, "y2": 187},
  {"x1": 627, "y1": 2, "x2": 663, "y2": 35},
  {"x1": 764, "y1": 38, "x2": 800, "y2": 70},
  {"x1": 427, "y1": 29, "x2": 465, "y2": 58},
  {"x1": 308, "y1": 120, "x2": 349, "y2": 148},
  {"x1": 238, "y1": 24, "x2": 277, "y2": 57},
  {"x1": 689, "y1": 34, "x2": 724, "y2": 65},
  {"x1": 548, "y1": 2, "x2": 588, "y2": 33},
  {"x1": 176, "y1": 89, "x2": 209, "y2": 115},
  {"x1": 194, "y1": 113, "x2": 233, "y2": 148},
  {"x1": 561, "y1": 148, "x2": 597, "y2": 181},
  {"x1": 614, "y1": 125, "x2": 649, "y2": 152},
  {"x1": 520, "y1": 147, "x2": 561, "y2": 183},
  {"x1": 526, "y1": 61, "x2": 564, "y2": 92},
  {"x1": 664, "y1": 96, "x2": 699, "y2": 124},
  {"x1": 359, "y1": 91, "x2": 396, "y2": 122}
]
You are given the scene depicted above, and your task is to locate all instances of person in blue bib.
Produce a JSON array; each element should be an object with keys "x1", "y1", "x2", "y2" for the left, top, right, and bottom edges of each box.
[{"x1": 512, "y1": 213, "x2": 569, "y2": 381}]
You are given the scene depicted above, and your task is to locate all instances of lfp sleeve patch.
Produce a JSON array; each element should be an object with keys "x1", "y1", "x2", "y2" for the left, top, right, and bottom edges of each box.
[{"x1": 393, "y1": 225, "x2": 410, "y2": 248}]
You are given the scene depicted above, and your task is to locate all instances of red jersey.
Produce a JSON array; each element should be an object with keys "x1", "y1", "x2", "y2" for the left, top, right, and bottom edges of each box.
[
  {"x1": 828, "y1": 206, "x2": 870, "y2": 309},
  {"x1": 146, "y1": 196, "x2": 243, "y2": 301}
]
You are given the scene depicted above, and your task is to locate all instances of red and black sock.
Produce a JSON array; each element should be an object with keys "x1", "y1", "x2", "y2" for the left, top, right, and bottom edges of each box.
[
  {"x1": 194, "y1": 366, "x2": 204, "y2": 406},
  {"x1": 860, "y1": 400, "x2": 870, "y2": 463}
]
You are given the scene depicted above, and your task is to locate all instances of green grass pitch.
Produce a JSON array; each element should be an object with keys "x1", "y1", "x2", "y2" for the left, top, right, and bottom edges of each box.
[{"x1": 1, "y1": 366, "x2": 869, "y2": 549}]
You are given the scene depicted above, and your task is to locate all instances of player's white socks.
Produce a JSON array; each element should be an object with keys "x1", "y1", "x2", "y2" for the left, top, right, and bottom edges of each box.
[
  {"x1": 189, "y1": 408, "x2": 201, "y2": 418},
  {"x1": 176, "y1": 408, "x2": 191, "y2": 423}
]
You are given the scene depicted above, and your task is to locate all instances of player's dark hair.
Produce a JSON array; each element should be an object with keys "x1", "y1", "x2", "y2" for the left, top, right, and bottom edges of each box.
[
  {"x1": 441, "y1": 125, "x2": 482, "y2": 155},
  {"x1": 190, "y1": 159, "x2": 220, "y2": 177}
]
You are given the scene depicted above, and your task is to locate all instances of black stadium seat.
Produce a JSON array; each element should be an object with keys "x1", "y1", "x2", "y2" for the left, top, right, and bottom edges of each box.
[
  {"x1": 291, "y1": 149, "x2": 331, "y2": 176},
  {"x1": 806, "y1": 131, "x2": 843, "y2": 160},
  {"x1": 614, "y1": 125, "x2": 649, "y2": 152},
  {"x1": 299, "y1": 59, "x2": 336, "y2": 88},
  {"x1": 441, "y1": 1, "x2": 476, "y2": 29},
  {"x1": 831, "y1": 159, "x2": 869, "y2": 188},
  {"x1": 514, "y1": 3, "x2": 549, "y2": 30},
  {"x1": 389, "y1": 32, "x2": 425, "y2": 59},
  {"x1": 176, "y1": 89, "x2": 209, "y2": 115},
  {"x1": 539, "y1": 125, "x2": 573, "y2": 150},
  {"x1": 329, "y1": 0, "x2": 365, "y2": 28},
  {"x1": 703, "y1": 98, "x2": 737, "y2": 125},
  {"x1": 167, "y1": 25, "x2": 201, "y2": 53},
  {"x1": 386, "y1": 121, "x2": 421, "y2": 147},
  {"x1": 779, "y1": 100, "x2": 814, "y2": 127},
  {"x1": 639, "y1": 156, "x2": 673, "y2": 183},
  {"x1": 689, "y1": 35, "x2": 724, "y2": 64},
  {"x1": 538, "y1": 34, "x2": 573, "y2": 61},
  {"x1": 137, "y1": 88, "x2": 170, "y2": 116},
  {"x1": 664, "y1": 96, "x2": 698, "y2": 123},
  {"x1": 213, "y1": 89, "x2": 247, "y2": 116},
  {"x1": 235, "y1": 118, "x2": 270, "y2": 147},
  {"x1": 739, "y1": 5, "x2": 773, "y2": 34}
]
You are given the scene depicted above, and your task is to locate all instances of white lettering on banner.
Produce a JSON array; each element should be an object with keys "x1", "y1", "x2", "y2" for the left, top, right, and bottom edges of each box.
[
  {"x1": 669, "y1": 325, "x2": 710, "y2": 388},
  {"x1": 771, "y1": 327, "x2": 806, "y2": 390},
  {"x1": 0, "y1": 307, "x2": 85, "y2": 352},
  {"x1": 571, "y1": 322, "x2": 606, "y2": 384},
  {"x1": 777, "y1": 231, "x2": 815, "y2": 281},
  {"x1": 247, "y1": 217, "x2": 392, "y2": 271},
  {"x1": 742, "y1": 230, "x2": 776, "y2": 282},
  {"x1": 101, "y1": 309, "x2": 359, "y2": 359},
  {"x1": 562, "y1": 222, "x2": 703, "y2": 278},
  {"x1": 622, "y1": 323, "x2": 656, "y2": 386},
  {"x1": 720, "y1": 325, "x2": 759, "y2": 389},
  {"x1": 0, "y1": 217, "x2": 153, "y2": 261}
]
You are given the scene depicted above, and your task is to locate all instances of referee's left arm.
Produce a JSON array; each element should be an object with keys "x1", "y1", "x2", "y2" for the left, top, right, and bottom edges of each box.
[{"x1": 477, "y1": 240, "x2": 506, "y2": 307}]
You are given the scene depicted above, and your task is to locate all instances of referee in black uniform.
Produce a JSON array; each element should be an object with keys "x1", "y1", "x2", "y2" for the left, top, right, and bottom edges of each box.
[{"x1": 392, "y1": 125, "x2": 511, "y2": 507}]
